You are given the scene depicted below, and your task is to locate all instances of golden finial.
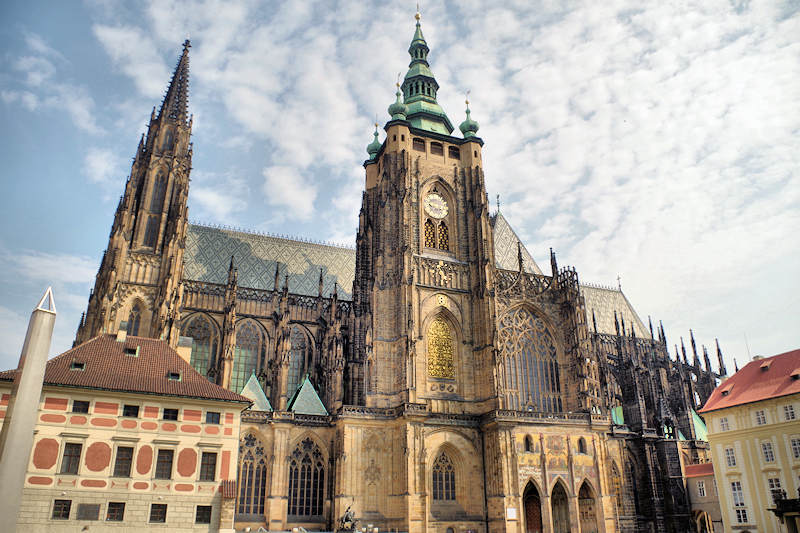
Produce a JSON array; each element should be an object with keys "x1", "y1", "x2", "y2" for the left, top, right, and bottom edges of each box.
[
  {"x1": 415, "y1": 3, "x2": 421, "y2": 20},
  {"x1": 465, "y1": 89, "x2": 471, "y2": 106},
  {"x1": 396, "y1": 72, "x2": 402, "y2": 88}
]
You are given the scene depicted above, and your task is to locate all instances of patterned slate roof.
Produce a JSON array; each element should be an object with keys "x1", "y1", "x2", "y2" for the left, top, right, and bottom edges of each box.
[
  {"x1": 491, "y1": 213, "x2": 543, "y2": 274},
  {"x1": 581, "y1": 285, "x2": 649, "y2": 337},
  {"x1": 184, "y1": 224, "x2": 355, "y2": 299},
  {"x1": 287, "y1": 376, "x2": 328, "y2": 415},
  {"x1": 0, "y1": 335, "x2": 250, "y2": 403}
]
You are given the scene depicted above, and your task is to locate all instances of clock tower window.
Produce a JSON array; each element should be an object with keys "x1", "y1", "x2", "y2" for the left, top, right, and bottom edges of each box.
[
  {"x1": 438, "y1": 221, "x2": 449, "y2": 251},
  {"x1": 424, "y1": 219, "x2": 436, "y2": 248}
]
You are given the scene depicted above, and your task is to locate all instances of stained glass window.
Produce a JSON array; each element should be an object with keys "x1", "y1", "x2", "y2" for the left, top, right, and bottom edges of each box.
[
  {"x1": 288, "y1": 438, "x2": 325, "y2": 517},
  {"x1": 427, "y1": 318, "x2": 455, "y2": 379},
  {"x1": 149, "y1": 172, "x2": 167, "y2": 213},
  {"x1": 237, "y1": 434, "x2": 267, "y2": 516},
  {"x1": 182, "y1": 314, "x2": 218, "y2": 378},
  {"x1": 128, "y1": 304, "x2": 141, "y2": 336},
  {"x1": 498, "y1": 307, "x2": 562, "y2": 411},
  {"x1": 438, "y1": 221, "x2": 449, "y2": 251},
  {"x1": 424, "y1": 219, "x2": 436, "y2": 248},
  {"x1": 432, "y1": 452, "x2": 455, "y2": 501},
  {"x1": 143, "y1": 215, "x2": 159, "y2": 248},
  {"x1": 232, "y1": 321, "x2": 266, "y2": 394},
  {"x1": 287, "y1": 327, "x2": 308, "y2": 397}
]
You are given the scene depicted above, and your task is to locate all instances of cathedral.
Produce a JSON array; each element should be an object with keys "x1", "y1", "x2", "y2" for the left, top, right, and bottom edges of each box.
[{"x1": 75, "y1": 13, "x2": 726, "y2": 533}]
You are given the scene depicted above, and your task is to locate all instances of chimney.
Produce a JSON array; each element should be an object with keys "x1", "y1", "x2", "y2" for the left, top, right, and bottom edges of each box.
[
  {"x1": 116, "y1": 321, "x2": 128, "y2": 343},
  {"x1": 176, "y1": 336, "x2": 193, "y2": 365}
]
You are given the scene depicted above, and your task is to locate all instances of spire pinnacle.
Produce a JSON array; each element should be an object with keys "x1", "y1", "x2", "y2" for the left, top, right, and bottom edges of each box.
[
  {"x1": 388, "y1": 74, "x2": 408, "y2": 120},
  {"x1": 367, "y1": 122, "x2": 381, "y2": 159},
  {"x1": 158, "y1": 40, "x2": 191, "y2": 125},
  {"x1": 459, "y1": 91, "x2": 480, "y2": 138}
]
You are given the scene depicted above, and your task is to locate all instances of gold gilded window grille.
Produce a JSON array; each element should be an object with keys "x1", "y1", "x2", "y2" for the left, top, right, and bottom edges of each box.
[
  {"x1": 424, "y1": 219, "x2": 436, "y2": 248},
  {"x1": 438, "y1": 222, "x2": 449, "y2": 251},
  {"x1": 427, "y1": 317, "x2": 455, "y2": 379}
]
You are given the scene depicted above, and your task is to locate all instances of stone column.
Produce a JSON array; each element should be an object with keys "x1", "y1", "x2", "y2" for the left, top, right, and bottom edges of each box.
[{"x1": 0, "y1": 288, "x2": 56, "y2": 531}]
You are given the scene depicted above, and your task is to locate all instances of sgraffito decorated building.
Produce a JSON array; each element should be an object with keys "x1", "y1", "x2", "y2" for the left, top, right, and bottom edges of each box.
[{"x1": 71, "y1": 13, "x2": 728, "y2": 533}]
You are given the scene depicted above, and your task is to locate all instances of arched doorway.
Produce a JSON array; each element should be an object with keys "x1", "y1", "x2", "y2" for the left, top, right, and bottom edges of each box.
[
  {"x1": 523, "y1": 482, "x2": 543, "y2": 533},
  {"x1": 551, "y1": 482, "x2": 570, "y2": 533},
  {"x1": 578, "y1": 481, "x2": 598, "y2": 533}
]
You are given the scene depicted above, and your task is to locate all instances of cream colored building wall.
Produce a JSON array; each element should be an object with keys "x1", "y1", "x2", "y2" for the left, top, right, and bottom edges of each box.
[
  {"x1": 704, "y1": 393, "x2": 800, "y2": 532},
  {"x1": 0, "y1": 384, "x2": 243, "y2": 532}
]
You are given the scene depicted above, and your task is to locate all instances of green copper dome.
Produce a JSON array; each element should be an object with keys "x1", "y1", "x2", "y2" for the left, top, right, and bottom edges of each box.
[
  {"x1": 388, "y1": 86, "x2": 407, "y2": 120},
  {"x1": 367, "y1": 124, "x2": 381, "y2": 159},
  {"x1": 459, "y1": 101, "x2": 479, "y2": 138}
]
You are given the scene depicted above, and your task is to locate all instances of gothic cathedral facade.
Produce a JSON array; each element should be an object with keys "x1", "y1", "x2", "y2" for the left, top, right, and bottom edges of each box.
[{"x1": 76, "y1": 16, "x2": 725, "y2": 533}]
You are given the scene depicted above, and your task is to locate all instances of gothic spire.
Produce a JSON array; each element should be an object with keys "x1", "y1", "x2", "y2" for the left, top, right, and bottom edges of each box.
[
  {"x1": 716, "y1": 338, "x2": 727, "y2": 375},
  {"x1": 158, "y1": 40, "x2": 191, "y2": 125},
  {"x1": 690, "y1": 329, "x2": 700, "y2": 367}
]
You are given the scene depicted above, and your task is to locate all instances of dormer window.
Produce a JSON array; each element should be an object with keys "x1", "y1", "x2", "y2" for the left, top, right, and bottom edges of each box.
[
  {"x1": 167, "y1": 372, "x2": 181, "y2": 381},
  {"x1": 70, "y1": 361, "x2": 85, "y2": 371},
  {"x1": 124, "y1": 346, "x2": 139, "y2": 357}
]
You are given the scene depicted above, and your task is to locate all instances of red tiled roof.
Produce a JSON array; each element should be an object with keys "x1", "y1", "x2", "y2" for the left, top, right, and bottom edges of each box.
[
  {"x1": 0, "y1": 335, "x2": 250, "y2": 404},
  {"x1": 684, "y1": 462, "x2": 714, "y2": 478},
  {"x1": 699, "y1": 348, "x2": 800, "y2": 413}
]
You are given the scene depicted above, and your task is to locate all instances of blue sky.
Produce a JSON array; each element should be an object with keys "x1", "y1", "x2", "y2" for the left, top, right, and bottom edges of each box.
[{"x1": 1, "y1": 0, "x2": 798, "y2": 374}]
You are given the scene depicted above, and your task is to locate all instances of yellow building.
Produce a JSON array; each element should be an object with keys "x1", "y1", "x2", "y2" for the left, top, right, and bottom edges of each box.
[
  {"x1": 699, "y1": 348, "x2": 800, "y2": 533},
  {"x1": 0, "y1": 329, "x2": 251, "y2": 532}
]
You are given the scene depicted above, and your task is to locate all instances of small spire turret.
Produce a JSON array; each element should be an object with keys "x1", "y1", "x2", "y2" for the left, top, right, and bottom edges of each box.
[
  {"x1": 459, "y1": 96, "x2": 479, "y2": 138},
  {"x1": 367, "y1": 123, "x2": 381, "y2": 159},
  {"x1": 388, "y1": 78, "x2": 408, "y2": 120},
  {"x1": 716, "y1": 338, "x2": 727, "y2": 376}
]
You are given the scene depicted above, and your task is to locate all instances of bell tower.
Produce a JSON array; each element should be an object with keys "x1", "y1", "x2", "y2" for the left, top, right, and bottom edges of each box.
[
  {"x1": 76, "y1": 41, "x2": 193, "y2": 346},
  {"x1": 352, "y1": 14, "x2": 497, "y2": 412}
]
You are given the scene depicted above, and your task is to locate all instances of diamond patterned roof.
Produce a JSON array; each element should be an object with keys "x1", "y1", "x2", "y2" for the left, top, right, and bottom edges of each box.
[
  {"x1": 581, "y1": 285, "x2": 649, "y2": 337},
  {"x1": 184, "y1": 224, "x2": 355, "y2": 299},
  {"x1": 491, "y1": 213, "x2": 543, "y2": 274}
]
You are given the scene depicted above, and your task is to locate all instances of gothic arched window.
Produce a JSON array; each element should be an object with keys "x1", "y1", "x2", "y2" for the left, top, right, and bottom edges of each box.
[
  {"x1": 424, "y1": 219, "x2": 436, "y2": 248},
  {"x1": 578, "y1": 437, "x2": 587, "y2": 454},
  {"x1": 143, "y1": 215, "x2": 159, "y2": 248},
  {"x1": 524, "y1": 435, "x2": 533, "y2": 452},
  {"x1": 233, "y1": 321, "x2": 266, "y2": 394},
  {"x1": 497, "y1": 307, "x2": 562, "y2": 412},
  {"x1": 438, "y1": 221, "x2": 449, "y2": 251},
  {"x1": 432, "y1": 451, "x2": 456, "y2": 501},
  {"x1": 610, "y1": 462, "x2": 622, "y2": 517},
  {"x1": 288, "y1": 438, "x2": 325, "y2": 517},
  {"x1": 161, "y1": 129, "x2": 174, "y2": 151},
  {"x1": 287, "y1": 327, "x2": 308, "y2": 396},
  {"x1": 427, "y1": 317, "x2": 455, "y2": 379},
  {"x1": 181, "y1": 314, "x2": 218, "y2": 378},
  {"x1": 128, "y1": 304, "x2": 141, "y2": 336},
  {"x1": 149, "y1": 172, "x2": 167, "y2": 213},
  {"x1": 237, "y1": 434, "x2": 267, "y2": 516}
]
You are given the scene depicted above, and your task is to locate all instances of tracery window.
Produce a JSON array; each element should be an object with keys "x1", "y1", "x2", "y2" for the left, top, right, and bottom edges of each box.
[
  {"x1": 232, "y1": 321, "x2": 266, "y2": 394},
  {"x1": 288, "y1": 438, "x2": 325, "y2": 517},
  {"x1": 437, "y1": 221, "x2": 449, "y2": 251},
  {"x1": 432, "y1": 452, "x2": 455, "y2": 501},
  {"x1": 236, "y1": 434, "x2": 267, "y2": 516},
  {"x1": 497, "y1": 307, "x2": 562, "y2": 411},
  {"x1": 161, "y1": 130, "x2": 174, "y2": 151},
  {"x1": 181, "y1": 314, "x2": 218, "y2": 378},
  {"x1": 143, "y1": 215, "x2": 159, "y2": 248},
  {"x1": 427, "y1": 317, "x2": 455, "y2": 379},
  {"x1": 610, "y1": 462, "x2": 622, "y2": 516},
  {"x1": 149, "y1": 172, "x2": 167, "y2": 213},
  {"x1": 287, "y1": 326, "x2": 308, "y2": 396},
  {"x1": 424, "y1": 219, "x2": 436, "y2": 248},
  {"x1": 127, "y1": 304, "x2": 141, "y2": 336}
]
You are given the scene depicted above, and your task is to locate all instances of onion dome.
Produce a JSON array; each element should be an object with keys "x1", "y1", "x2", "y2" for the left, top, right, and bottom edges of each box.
[
  {"x1": 388, "y1": 83, "x2": 408, "y2": 120},
  {"x1": 459, "y1": 99, "x2": 479, "y2": 138},
  {"x1": 366, "y1": 123, "x2": 382, "y2": 159}
]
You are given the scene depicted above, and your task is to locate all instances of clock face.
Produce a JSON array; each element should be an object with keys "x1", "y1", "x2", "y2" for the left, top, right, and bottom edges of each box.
[{"x1": 424, "y1": 193, "x2": 448, "y2": 219}]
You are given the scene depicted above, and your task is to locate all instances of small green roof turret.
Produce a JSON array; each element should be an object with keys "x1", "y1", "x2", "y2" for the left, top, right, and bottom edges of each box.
[
  {"x1": 400, "y1": 10, "x2": 454, "y2": 135},
  {"x1": 367, "y1": 123, "x2": 382, "y2": 159},
  {"x1": 388, "y1": 82, "x2": 408, "y2": 120},
  {"x1": 459, "y1": 97, "x2": 479, "y2": 138}
]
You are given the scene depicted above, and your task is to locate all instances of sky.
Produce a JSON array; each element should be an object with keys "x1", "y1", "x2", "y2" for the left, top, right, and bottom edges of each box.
[{"x1": 0, "y1": 0, "x2": 798, "y2": 375}]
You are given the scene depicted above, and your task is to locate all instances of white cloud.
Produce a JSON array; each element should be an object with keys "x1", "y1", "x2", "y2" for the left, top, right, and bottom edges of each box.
[
  {"x1": 92, "y1": 25, "x2": 170, "y2": 98},
  {"x1": 84, "y1": 147, "x2": 123, "y2": 185},
  {"x1": 262, "y1": 166, "x2": 317, "y2": 221},
  {"x1": 7, "y1": 251, "x2": 97, "y2": 286}
]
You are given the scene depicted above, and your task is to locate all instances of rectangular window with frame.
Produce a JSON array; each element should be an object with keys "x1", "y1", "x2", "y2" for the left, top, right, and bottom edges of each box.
[
  {"x1": 205, "y1": 411, "x2": 220, "y2": 424},
  {"x1": 149, "y1": 503, "x2": 167, "y2": 523},
  {"x1": 697, "y1": 480, "x2": 706, "y2": 497},
  {"x1": 725, "y1": 447, "x2": 737, "y2": 467},
  {"x1": 792, "y1": 438, "x2": 800, "y2": 459},
  {"x1": 755, "y1": 409, "x2": 766, "y2": 425},
  {"x1": 762, "y1": 441, "x2": 775, "y2": 462},
  {"x1": 60, "y1": 442, "x2": 82, "y2": 474},
  {"x1": 731, "y1": 481, "x2": 745, "y2": 507},
  {"x1": 195, "y1": 505, "x2": 212, "y2": 524},
  {"x1": 199, "y1": 451, "x2": 217, "y2": 482},
  {"x1": 430, "y1": 142, "x2": 444, "y2": 156},
  {"x1": 113, "y1": 446, "x2": 134, "y2": 477},
  {"x1": 162, "y1": 408, "x2": 179, "y2": 420},
  {"x1": 719, "y1": 417, "x2": 729, "y2": 431},
  {"x1": 122, "y1": 404, "x2": 139, "y2": 418},
  {"x1": 155, "y1": 449, "x2": 174, "y2": 479},
  {"x1": 785, "y1": 404, "x2": 796, "y2": 421},
  {"x1": 735, "y1": 508, "x2": 748, "y2": 523},
  {"x1": 52, "y1": 499, "x2": 71, "y2": 520},
  {"x1": 76, "y1": 503, "x2": 100, "y2": 520},
  {"x1": 106, "y1": 502, "x2": 125, "y2": 522},
  {"x1": 412, "y1": 138, "x2": 425, "y2": 152},
  {"x1": 71, "y1": 400, "x2": 90, "y2": 413},
  {"x1": 768, "y1": 477, "x2": 783, "y2": 503},
  {"x1": 448, "y1": 146, "x2": 460, "y2": 160}
]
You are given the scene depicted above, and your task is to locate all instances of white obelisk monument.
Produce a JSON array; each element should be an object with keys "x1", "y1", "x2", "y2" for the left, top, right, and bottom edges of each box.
[{"x1": 0, "y1": 288, "x2": 56, "y2": 531}]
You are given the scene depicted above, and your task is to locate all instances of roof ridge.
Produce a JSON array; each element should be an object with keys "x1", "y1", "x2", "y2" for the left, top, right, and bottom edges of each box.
[{"x1": 189, "y1": 220, "x2": 355, "y2": 250}]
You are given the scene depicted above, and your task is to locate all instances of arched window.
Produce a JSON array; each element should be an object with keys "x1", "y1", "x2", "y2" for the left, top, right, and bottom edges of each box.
[
  {"x1": 578, "y1": 482, "x2": 597, "y2": 532},
  {"x1": 181, "y1": 314, "x2": 218, "y2": 377},
  {"x1": 437, "y1": 221, "x2": 449, "y2": 250},
  {"x1": 432, "y1": 452, "x2": 455, "y2": 501},
  {"x1": 161, "y1": 129, "x2": 174, "y2": 151},
  {"x1": 498, "y1": 307, "x2": 562, "y2": 412},
  {"x1": 424, "y1": 219, "x2": 436, "y2": 248},
  {"x1": 287, "y1": 327, "x2": 308, "y2": 397},
  {"x1": 551, "y1": 483, "x2": 569, "y2": 533},
  {"x1": 128, "y1": 304, "x2": 141, "y2": 336},
  {"x1": 288, "y1": 438, "x2": 325, "y2": 517},
  {"x1": 524, "y1": 435, "x2": 533, "y2": 452},
  {"x1": 143, "y1": 215, "x2": 159, "y2": 248},
  {"x1": 427, "y1": 317, "x2": 455, "y2": 379},
  {"x1": 624, "y1": 458, "x2": 640, "y2": 514},
  {"x1": 578, "y1": 437, "x2": 587, "y2": 454},
  {"x1": 610, "y1": 462, "x2": 622, "y2": 517},
  {"x1": 236, "y1": 434, "x2": 267, "y2": 516},
  {"x1": 232, "y1": 321, "x2": 266, "y2": 394},
  {"x1": 149, "y1": 172, "x2": 167, "y2": 213}
]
